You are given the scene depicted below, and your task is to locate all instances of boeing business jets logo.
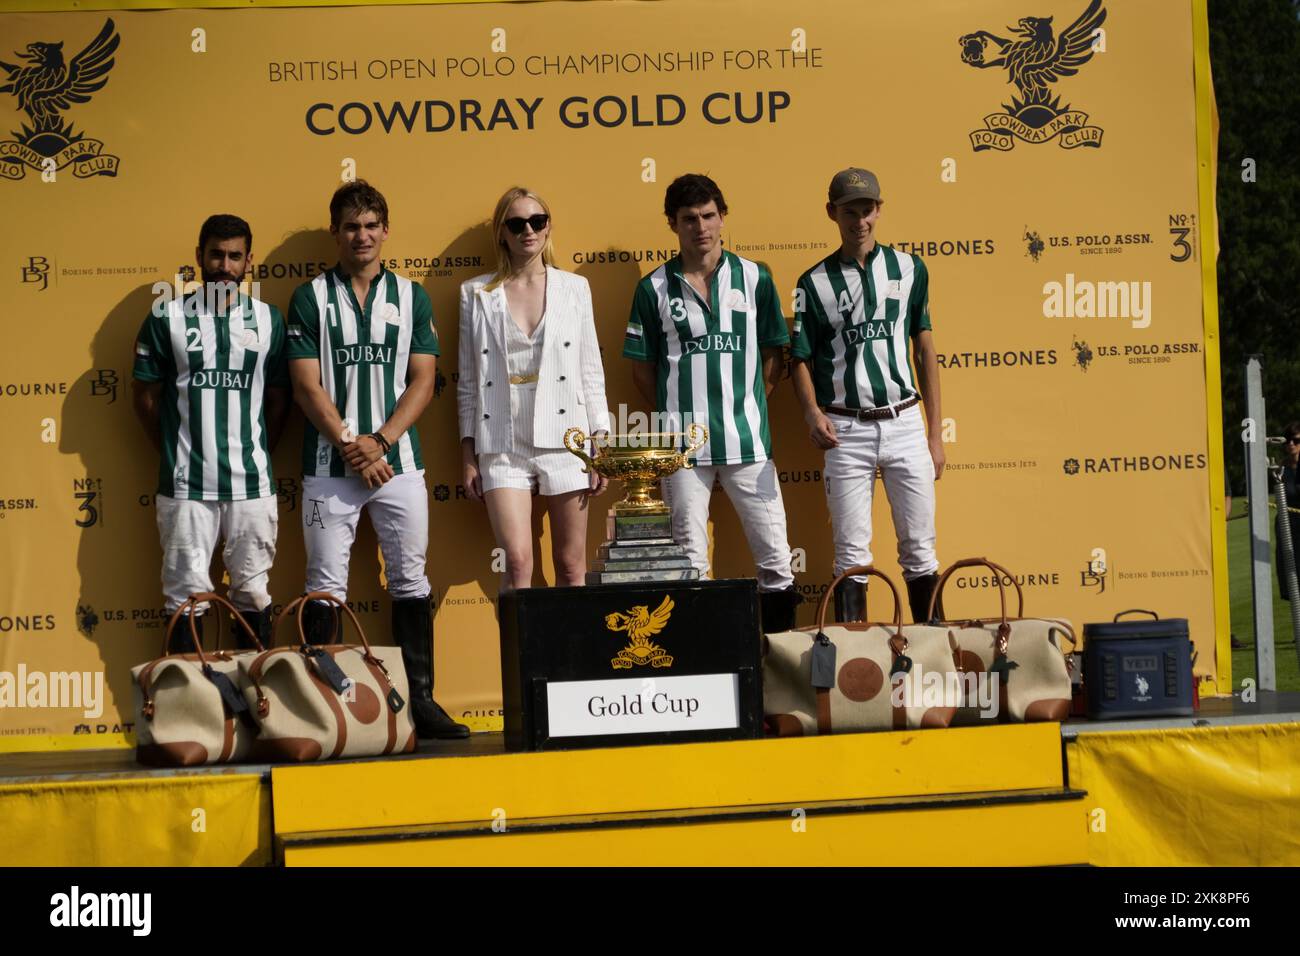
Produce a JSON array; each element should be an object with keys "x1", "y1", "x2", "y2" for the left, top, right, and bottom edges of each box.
[
  {"x1": 959, "y1": 0, "x2": 1106, "y2": 152},
  {"x1": 0, "y1": 19, "x2": 122, "y2": 181},
  {"x1": 22, "y1": 255, "x2": 51, "y2": 290}
]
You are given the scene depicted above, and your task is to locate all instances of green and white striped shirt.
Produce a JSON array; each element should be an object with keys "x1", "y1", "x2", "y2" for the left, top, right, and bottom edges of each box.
[
  {"x1": 623, "y1": 251, "x2": 789, "y2": 466},
  {"x1": 791, "y1": 244, "x2": 931, "y2": 409},
  {"x1": 133, "y1": 292, "x2": 288, "y2": 501},
  {"x1": 286, "y1": 265, "x2": 438, "y2": 478}
]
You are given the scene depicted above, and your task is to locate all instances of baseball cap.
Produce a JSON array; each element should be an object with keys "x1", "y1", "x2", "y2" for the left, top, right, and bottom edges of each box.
[{"x1": 828, "y1": 168, "x2": 882, "y2": 205}]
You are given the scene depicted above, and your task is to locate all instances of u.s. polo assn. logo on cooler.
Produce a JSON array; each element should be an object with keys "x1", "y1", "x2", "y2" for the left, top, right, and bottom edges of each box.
[
  {"x1": 0, "y1": 19, "x2": 121, "y2": 181},
  {"x1": 958, "y1": 0, "x2": 1106, "y2": 151}
]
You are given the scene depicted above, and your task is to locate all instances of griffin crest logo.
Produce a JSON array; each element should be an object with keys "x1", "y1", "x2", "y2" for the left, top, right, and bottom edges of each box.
[
  {"x1": 959, "y1": 0, "x2": 1106, "y2": 151},
  {"x1": 0, "y1": 18, "x2": 121, "y2": 181},
  {"x1": 605, "y1": 595, "x2": 675, "y2": 669}
]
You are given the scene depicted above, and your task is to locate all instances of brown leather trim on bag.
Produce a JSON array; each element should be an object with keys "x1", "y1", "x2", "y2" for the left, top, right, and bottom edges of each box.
[
  {"x1": 218, "y1": 715, "x2": 235, "y2": 763},
  {"x1": 358, "y1": 651, "x2": 399, "y2": 755},
  {"x1": 889, "y1": 635, "x2": 907, "y2": 730},
  {"x1": 137, "y1": 741, "x2": 208, "y2": 767},
  {"x1": 815, "y1": 688, "x2": 832, "y2": 734}
]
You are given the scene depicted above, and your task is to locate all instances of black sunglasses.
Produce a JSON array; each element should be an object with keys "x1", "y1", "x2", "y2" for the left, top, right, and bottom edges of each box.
[
  {"x1": 1288, "y1": 437, "x2": 1300, "y2": 445},
  {"x1": 504, "y1": 214, "x2": 550, "y2": 235}
]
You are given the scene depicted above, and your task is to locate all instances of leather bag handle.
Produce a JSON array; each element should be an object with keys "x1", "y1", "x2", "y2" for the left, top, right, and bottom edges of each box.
[
  {"x1": 815, "y1": 565, "x2": 904, "y2": 636},
  {"x1": 160, "y1": 591, "x2": 263, "y2": 658},
  {"x1": 276, "y1": 592, "x2": 382, "y2": 662},
  {"x1": 928, "y1": 557, "x2": 1025, "y2": 627}
]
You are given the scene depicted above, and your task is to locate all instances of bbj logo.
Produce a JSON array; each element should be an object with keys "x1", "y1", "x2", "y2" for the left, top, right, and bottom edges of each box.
[
  {"x1": 0, "y1": 19, "x2": 121, "y2": 181},
  {"x1": 606, "y1": 595, "x2": 674, "y2": 669},
  {"x1": 959, "y1": 0, "x2": 1106, "y2": 152}
]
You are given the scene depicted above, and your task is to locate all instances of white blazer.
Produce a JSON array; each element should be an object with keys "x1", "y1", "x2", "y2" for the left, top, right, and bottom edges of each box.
[{"x1": 458, "y1": 266, "x2": 611, "y2": 453}]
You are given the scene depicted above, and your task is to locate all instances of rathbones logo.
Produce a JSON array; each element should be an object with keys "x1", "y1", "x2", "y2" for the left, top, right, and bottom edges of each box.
[
  {"x1": 0, "y1": 19, "x2": 122, "y2": 181},
  {"x1": 1043, "y1": 274, "x2": 1151, "y2": 329},
  {"x1": 683, "y1": 333, "x2": 743, "y2": 355},
  {"x1": 22, "y1": 255, "x2": 50, "y2": 290},
  {"x1": 1064, "y1": 453, "x2": 1208, "y2": 475},
  {"x1": 936, "y1": 348, "x2": 1057, "y2": 370},
  {"x1": 190, "y1": 369, "x2": 251, "y2": 390},
  {"x1": 959, "y1": 0, "x2": 1106, "y2": 151},
  {"x1": 892, "y1": 239, "x2": 995, "y2": 258},
  {"x1": 334, "y1": 344, "x2": 393, "y2": 365}
]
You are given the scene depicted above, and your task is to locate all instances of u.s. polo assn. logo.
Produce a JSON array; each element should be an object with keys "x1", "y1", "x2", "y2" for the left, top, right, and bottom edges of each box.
[
  {"x1": 0, "y1": 19, "x2": 121, "y2": 181},
  {"x1": 959, "y1": 0, "x2": 1106, "y2": 152}
]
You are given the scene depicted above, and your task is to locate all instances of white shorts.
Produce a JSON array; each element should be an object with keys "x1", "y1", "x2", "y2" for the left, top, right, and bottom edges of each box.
[
  {"x1": 156, "y1": 494, "x2": 278, "y2": 614},
  {"x1": 480, "y1": 448, "x2": 589, "y2": 496},
  {"x1": 301, "y1": 471, "x2": 430, "y2": 601}
]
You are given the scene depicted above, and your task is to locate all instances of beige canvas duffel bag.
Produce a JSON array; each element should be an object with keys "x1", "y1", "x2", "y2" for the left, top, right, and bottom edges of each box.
[
  {"x1": 763, "y1": 566, "x2": 962, "y2": 735},
  {"x1": 131, "y1": 593, "x2": 264, "y2": 767},
  {"x1": 240, "y1": 592, "x2": 416, "y2": 761},
  {"x1": 924, "y1": 557, "x2": 1078, "y2": 723}
]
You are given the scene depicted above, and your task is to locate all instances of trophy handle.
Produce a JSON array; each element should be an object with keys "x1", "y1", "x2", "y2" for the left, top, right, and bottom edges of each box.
[
  {"x1": 563, "y1": 426, "x2": 596, "y2": 473},
  {"x1": 679, "y1": 422, "x2": 708, "y2": 470}
]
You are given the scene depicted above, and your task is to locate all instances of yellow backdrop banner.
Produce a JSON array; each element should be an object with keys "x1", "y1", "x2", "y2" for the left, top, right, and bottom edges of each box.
[{"x1": 0, "y1": 0, "x2": 1221, "y2": 751}]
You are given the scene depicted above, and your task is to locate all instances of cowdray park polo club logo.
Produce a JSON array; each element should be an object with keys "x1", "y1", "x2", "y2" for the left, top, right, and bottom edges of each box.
[
  {"x1": 959, "y1": 0, "x2": 1106, "y2": 151},
  {"x1": 0, "y1": 18, "x2": 120, "y2": 181},
  {"x1": 605, "y1": 595, "x2": 675, "y2": 669}
]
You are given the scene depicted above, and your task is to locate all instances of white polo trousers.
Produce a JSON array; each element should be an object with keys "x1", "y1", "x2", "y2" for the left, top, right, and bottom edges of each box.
[
  {"x1": 661, "y1": 459, "x2": 795, "y2": 592},
  {"x1": 301, "y1": 471, "x2": 431, "y2": 601},
  {"x1": 156, "y1": 494, "x2": 278, "y2": 614},
  {"x1": 823, "y1": 404, "x2": 938, "y2": 582}
]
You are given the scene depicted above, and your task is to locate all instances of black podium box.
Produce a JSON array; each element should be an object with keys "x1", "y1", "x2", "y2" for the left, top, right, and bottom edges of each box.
[{"x1": 499, "y1": 579, "x2": 763, "y2": 751}]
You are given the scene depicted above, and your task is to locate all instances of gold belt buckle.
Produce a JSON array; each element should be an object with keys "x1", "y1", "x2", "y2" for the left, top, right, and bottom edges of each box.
[{"x1": 508, "y1": 373, "x2": 539, "y2": 385}]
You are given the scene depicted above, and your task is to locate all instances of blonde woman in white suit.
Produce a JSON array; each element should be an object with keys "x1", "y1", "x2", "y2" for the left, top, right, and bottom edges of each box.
[{"x1": 458, "y1": 187, "x2": 611, "y2": 590}]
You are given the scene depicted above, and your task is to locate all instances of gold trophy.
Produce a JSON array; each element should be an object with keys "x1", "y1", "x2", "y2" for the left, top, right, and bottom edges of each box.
[{"x1": 564, "y1": 423, "x2": 708, "y2": 583}]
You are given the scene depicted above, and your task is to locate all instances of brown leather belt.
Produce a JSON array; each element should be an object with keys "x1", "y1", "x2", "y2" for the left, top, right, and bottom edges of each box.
[{"x1": 823, "y1": 396, "x2": 920, "y2": 421}]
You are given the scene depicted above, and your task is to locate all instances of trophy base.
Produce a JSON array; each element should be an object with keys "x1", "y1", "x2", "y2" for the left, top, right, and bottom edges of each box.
[
  {"x1": 588, "y1": 514, "x2": 700, "y2": 584},
  {"x1": 607, "y1": 511, "x2": 673, "y2": 542},
  {"x1": 586, "y1": 568, "x2": 701, "y2": 584}
]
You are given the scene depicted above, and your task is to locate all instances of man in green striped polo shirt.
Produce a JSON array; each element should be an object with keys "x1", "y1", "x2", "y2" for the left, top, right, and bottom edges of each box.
[
  {"x1": 624, "y1": 173, "x2": 801, "y2": 632},
  {"x1": 132, "y1": 214, "x2": 290, "y2": 652},
  {"x1": 791, "y1": 168, "x2": 945, "y2": 624},
  {"x1": 287, "y1": 179, "x2": 467, "y2": 739}
]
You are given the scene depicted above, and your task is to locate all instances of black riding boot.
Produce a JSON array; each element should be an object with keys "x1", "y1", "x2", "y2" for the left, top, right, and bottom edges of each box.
[
  {"x1": 167, "y1": 611, "x2": 202, "y2": 655},
  {"x1": 235, "y1": 606, "x2": 274, "y2": 651},
  {"x1": 759, "y1": 586, "x2": 803, "y2": 633},
  {"x1": 906, "y1": 573, "x2": 944, "y2": 624},
  {"x1": 833, "y1": 578, "x2": 867, "y2": 623},
  {"x1": 392, "y1": 597, "x2": 470, "y2": 740},
  {"x1": 300, "y1": 599, "x2": 338, "y2": 646}
]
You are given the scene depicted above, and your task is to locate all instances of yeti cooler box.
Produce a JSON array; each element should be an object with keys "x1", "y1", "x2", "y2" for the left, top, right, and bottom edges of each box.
[{"x1": 1083, "y1": 610, "x2": 1194, "y2": 719}]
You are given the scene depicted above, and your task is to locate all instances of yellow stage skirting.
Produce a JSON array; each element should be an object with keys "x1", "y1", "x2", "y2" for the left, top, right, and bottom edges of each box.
[
  {"x1": 1068, "y1": 722, "x2": 1300, "y2": 866},
  {"x1": 0, "y1": 772, "x2": 270, "y2": 867}
]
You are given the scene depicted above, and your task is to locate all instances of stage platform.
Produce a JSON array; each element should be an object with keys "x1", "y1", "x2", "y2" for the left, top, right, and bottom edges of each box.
[{"x1": 2, "y1": 692, "x2": 1297, "y2": 867}]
